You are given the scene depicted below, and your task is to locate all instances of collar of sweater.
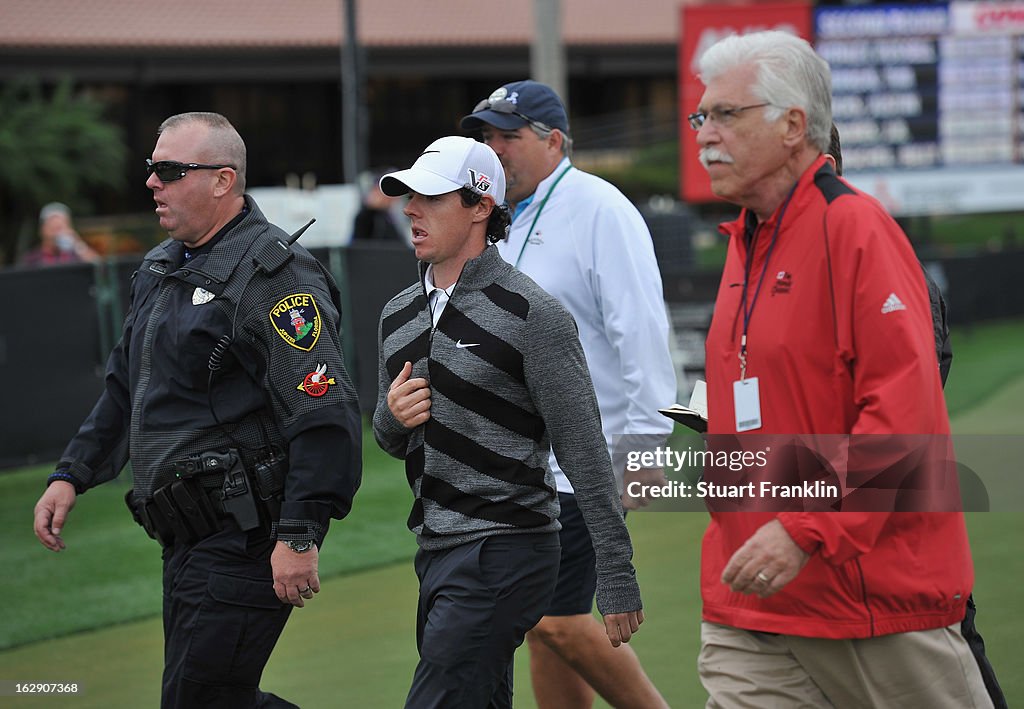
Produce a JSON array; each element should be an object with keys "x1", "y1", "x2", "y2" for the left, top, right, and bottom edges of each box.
[{"x1": 417, "y1": 244, "x2": 510, "y2": 295}]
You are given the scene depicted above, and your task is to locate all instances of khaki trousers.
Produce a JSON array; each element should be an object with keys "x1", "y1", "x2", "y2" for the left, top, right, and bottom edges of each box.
[{"x1": 699, "y1": 621, "x2": 993, "y2": 709}]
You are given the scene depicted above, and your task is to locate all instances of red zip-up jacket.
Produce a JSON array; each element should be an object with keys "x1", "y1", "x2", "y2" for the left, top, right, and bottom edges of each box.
[{"x1": 701, "y1": 156, "x2": 973, "y2": 638}]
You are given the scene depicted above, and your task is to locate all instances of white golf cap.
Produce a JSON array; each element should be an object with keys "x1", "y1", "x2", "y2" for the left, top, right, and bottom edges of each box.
[{"x1": 379, "y1": 136, "x2": 505, "y2": 204}]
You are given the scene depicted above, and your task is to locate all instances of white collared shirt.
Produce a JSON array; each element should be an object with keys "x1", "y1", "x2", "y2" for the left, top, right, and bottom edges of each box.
[
  {"x1": 497, "y1": 158, "x2": 678, "y2": 493},
  {"x1": 423, "y1": 264, "x2": 455, "y2": 328}
]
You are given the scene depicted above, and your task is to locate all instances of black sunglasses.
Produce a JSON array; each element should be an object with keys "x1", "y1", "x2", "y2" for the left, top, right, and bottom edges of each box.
[
  {"x1": 145, "y1": 159, "x2": 234, "y2": 182},
  {"x1": 472, "y1": 98, "x2": 553, "y2": 133}
]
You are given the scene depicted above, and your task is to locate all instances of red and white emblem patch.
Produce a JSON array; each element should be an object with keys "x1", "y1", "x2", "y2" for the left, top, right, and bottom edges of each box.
[{"x1": 297, "y1": 363, "x2": 336, "y2": 397}]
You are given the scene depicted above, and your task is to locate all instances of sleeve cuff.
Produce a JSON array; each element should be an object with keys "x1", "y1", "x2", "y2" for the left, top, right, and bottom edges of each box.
[
  {"x1": 373, "y1": 404, "x2": 412, "y2": 457},
  {"x1": 595, "y1": 575, "x2": 643, "y2": 616},
  {"x1": 273, "y1": 517, "x2": 327, "y2": 547},
  {"x1": 47, "y1": 470, "x2": 85, "y2": 495},
  {"x1": 276, "y1": 500, "x2": 335, "y2": 546},
  {"x1": 777, "y1": 514, "x2": 822, "y2": 556}
]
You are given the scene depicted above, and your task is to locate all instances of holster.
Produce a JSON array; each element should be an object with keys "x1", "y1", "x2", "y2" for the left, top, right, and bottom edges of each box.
[
  {"x1": 125, "y1": 489, "x2": 176, "y2": 547},
  {"x1": 154, "y1": 479, "x2": 219, "y2": 543},
  {"x1": 124, "y1": 448, "x2": 285, "y2": 548}
]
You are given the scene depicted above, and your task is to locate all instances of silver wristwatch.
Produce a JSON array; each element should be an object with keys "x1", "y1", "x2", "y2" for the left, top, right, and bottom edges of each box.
[{"x1": 283, "y1": 539, "x2": 316, "y2": 553}]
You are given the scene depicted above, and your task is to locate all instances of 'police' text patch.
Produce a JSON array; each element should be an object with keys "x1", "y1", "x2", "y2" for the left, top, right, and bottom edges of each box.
[{"x1": 270, "y1": 293, "x2": 322, "y2": 351}]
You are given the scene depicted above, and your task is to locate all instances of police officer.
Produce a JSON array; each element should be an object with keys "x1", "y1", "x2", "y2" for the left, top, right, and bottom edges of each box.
[{"x1": 33, "y1": 112, "x2": 362, "y2": 709}]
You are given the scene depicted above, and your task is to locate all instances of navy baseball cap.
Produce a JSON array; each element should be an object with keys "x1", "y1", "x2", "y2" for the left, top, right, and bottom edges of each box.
[{"x1": 461, "y1": 80, "x2": 569, "y2": 134}]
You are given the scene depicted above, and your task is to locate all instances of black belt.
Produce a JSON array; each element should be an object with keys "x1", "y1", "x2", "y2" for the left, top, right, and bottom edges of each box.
[
  {"x1": 126, "y1": 466, "x2": 264, "y2": 548},
  {"x1": 126, "y1": 479, "x2": 224, "y2": 548}
]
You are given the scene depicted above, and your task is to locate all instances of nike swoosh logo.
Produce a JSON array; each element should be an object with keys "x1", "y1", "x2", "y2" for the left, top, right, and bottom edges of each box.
[{"x1": 455, "y1": 340, "x2": 481, "y2": 349}]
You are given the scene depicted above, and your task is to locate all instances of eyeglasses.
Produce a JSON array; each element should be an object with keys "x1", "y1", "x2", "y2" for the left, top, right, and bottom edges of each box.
[
  {"x1": 472, "y1": 97, "x2": 553, "y2": 133},
  {"x1": 687, "y1": 103, "x2": 772, "y2": 131},
  {"x1": 145, "y1": 159, "x2": 234, "y2": 182}
]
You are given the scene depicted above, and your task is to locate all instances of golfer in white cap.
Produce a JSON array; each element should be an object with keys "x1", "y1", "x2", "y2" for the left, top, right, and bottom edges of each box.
[{"x1": 374, "y1": 137, "x2": 646, "y2": 708}]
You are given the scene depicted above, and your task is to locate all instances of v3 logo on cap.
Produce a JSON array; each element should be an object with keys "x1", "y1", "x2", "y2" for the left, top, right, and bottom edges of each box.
[{"x1": 467, "y1": 169, "x2": 492, "y2": 194}]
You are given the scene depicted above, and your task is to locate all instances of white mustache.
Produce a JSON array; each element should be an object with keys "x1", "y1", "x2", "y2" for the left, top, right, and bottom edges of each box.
[{"x1": 699, "y1": 147, "x2": 734, "y2": 168}]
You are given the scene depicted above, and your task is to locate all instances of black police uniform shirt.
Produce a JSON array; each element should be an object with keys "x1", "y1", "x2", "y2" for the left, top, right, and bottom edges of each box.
[{"x1": 56, "y1": 196, "x2": 361, "y2": 541}]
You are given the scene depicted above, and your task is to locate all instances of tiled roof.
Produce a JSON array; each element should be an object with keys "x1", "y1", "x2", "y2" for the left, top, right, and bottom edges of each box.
[{"x1": 0, "y1": 0, "x2": 688, "y2": 50}]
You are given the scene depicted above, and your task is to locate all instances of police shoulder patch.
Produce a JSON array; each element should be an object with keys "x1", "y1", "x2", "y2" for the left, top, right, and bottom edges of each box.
[{"x1": 270, "y1": 293, "x2": 322, "y2": 351}]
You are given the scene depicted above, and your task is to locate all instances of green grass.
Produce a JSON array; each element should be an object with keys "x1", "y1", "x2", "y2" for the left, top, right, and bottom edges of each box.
[
  {"x1": 0, "y1": 319, "x2": 1021, "y2": 707},
  {"x1": 0, "y1": 505, "x2": 1018, "y2": 708},
  {"x1": 927, "y1": 211, "x2": 1024, "y2": 251},
  {"x1": 943, "y1": 319, "x2": 1024, "y2": 415},
  {"x1": 0, "y1": 511, "x2": 709, "y2": 709},
  {"x1": 0, "y1": 424, "x2": 415, "y2": 650},
  {"x1": 694, "y1": 211, "x2": 1024, "y2": 271}
]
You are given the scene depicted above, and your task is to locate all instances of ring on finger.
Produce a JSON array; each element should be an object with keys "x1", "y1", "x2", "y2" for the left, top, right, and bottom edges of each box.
[{"x1": 755, "y1": 571, "x2": 771, "y2": 584}]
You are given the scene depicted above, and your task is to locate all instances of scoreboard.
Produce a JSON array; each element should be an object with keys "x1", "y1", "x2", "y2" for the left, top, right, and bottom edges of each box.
[
  {"x1": 819, "y1": 2, "x2": 1024, "y2": 216},
  {"x1": 681, "y1": 2, "x2": 1024, "y2": 216},
  {"x1": 816, "y1": 5, "x2": 947, "y2": 173}
]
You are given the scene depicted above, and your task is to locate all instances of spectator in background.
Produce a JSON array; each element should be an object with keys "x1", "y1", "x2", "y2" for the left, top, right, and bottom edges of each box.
[
  {"x1": 20, "y1": 202, "x2": 100, "y2": 266},
  {"x1": 461, "y1": 80, "x2": 673, "y2": 709},
  {"x1": 352, "y1": 168, "x2": 411, "y2": 244}
]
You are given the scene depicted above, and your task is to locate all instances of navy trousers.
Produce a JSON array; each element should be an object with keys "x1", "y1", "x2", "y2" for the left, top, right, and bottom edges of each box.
[{"x1": 406, "y1": 533, "x2": 561, "y2": 709}]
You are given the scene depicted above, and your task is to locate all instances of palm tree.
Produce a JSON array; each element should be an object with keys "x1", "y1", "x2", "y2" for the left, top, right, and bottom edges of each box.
[{"x1": 0, "y1": 77, "x2": 126, "y2": 265}]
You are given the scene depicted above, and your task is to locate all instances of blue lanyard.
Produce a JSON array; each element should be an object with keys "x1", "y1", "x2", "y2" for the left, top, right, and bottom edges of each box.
[
  {"x1": 738, "y1": 184, "x2": 797, "y2": 379},
  {"x1": 513, "y1": 164, "x2": 573, "y2": 267}
]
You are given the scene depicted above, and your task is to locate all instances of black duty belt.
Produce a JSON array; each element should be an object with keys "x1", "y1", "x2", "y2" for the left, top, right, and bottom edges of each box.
[{"x1": 125, "y1": 449, "x2": 279, "y2": 548}]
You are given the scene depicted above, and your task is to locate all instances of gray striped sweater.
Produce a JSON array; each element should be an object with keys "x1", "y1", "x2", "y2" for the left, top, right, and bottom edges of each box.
[{"x1": 373, "y1": 245, "x2": 641, "y2": 615}]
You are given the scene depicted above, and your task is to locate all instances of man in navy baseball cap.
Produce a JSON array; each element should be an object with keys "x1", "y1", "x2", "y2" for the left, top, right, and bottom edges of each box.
[
  {"x1": 460, "y1": 81, "x2": 674, "y2": 709},
  {"x1": 461, "y1": 80, "x2": 569, "y2": 134}
]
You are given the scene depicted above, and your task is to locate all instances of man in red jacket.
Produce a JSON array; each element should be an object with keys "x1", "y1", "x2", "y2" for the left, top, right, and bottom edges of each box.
[{"x1": 690, "y1": 31, "x2": 992, "y2": 707}]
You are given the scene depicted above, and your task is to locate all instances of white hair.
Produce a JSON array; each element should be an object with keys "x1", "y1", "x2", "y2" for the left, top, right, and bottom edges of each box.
[{"x1": 698, "y1": 31, "x2": 832, "y2": 153}]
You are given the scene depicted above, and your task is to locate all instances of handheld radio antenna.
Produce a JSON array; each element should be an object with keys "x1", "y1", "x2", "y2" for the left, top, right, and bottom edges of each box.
[{"x1": 288, "y1": 218, "x2": 316, "y2": 244}]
